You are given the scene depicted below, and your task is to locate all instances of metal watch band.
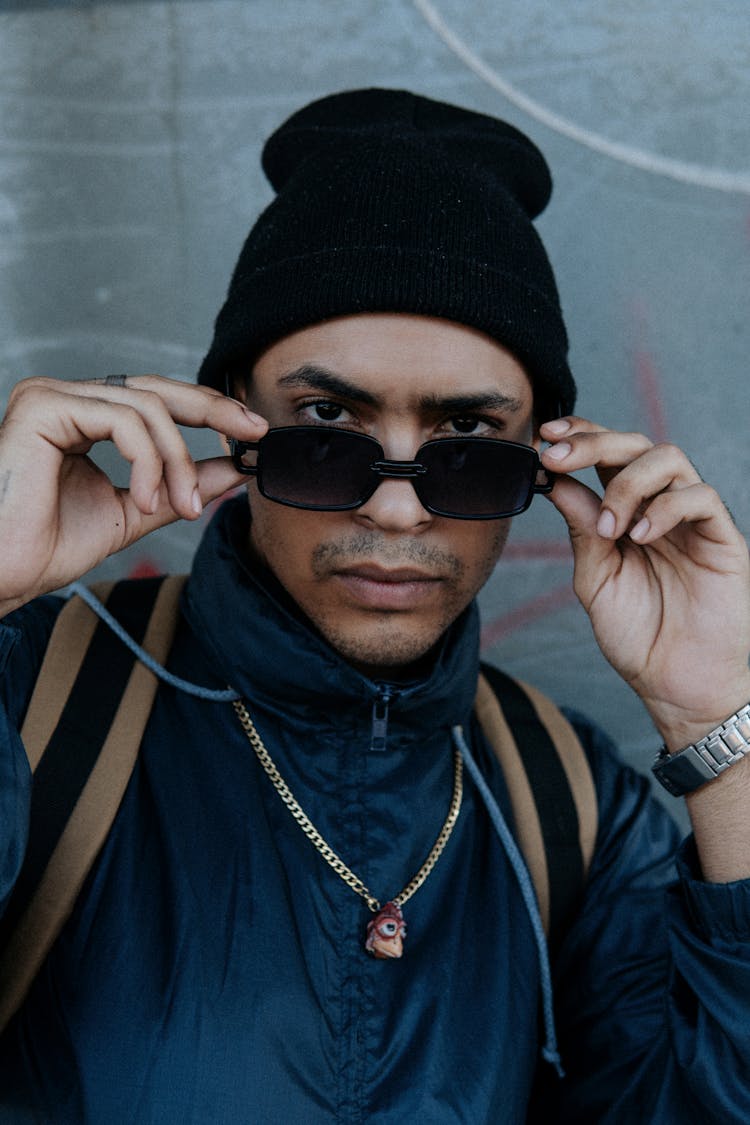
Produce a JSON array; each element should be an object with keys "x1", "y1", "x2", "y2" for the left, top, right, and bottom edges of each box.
[{"x1": 652, "y1": 703, "x2": 750, "y2": 797}]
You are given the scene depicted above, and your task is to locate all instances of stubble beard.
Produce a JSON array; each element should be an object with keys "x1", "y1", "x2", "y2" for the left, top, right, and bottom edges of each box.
[{"x1": 308, "y1": 526, "x2": 509, "y2": 678}]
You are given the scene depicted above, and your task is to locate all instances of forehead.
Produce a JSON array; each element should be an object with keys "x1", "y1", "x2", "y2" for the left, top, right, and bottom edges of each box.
[{"x1": 251, "y1": 313, "x2": 534, "y2": 411}]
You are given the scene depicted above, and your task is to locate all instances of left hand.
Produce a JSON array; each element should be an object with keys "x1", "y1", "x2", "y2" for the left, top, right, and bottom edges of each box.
[{"x1": 539, "y1": 416, "x2": 750, "y2": 750}]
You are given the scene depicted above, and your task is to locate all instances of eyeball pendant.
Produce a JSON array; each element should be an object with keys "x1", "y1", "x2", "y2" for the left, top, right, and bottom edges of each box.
[{"x1": 365, "y1": 901, "x2": 407, "y2": 959}]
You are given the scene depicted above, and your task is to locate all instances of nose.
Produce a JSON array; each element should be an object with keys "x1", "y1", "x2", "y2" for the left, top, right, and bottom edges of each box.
[{"x1": 355, "y1": 472, "x2": 433, "y2": 532}]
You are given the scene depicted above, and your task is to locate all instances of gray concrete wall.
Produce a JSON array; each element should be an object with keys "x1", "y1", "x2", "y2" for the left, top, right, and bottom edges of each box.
[{"x1": 2, "y1": 0, "x2": 749, "y2": 814}]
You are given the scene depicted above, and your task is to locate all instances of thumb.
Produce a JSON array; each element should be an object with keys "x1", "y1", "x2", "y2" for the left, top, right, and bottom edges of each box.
[
  {"x1": 120, "y1": 456, "x2": 247, "y2": 547},
  {"x1": 546, "y1": 474, "x2": 617, "y2": 598},
  {"x1": 194, "y1": 455, "x2": 249, "y2": 506}
]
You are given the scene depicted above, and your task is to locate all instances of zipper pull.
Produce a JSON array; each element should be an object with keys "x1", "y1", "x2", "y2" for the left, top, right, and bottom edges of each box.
[{"x1": 370, "y1": 686, "x2": 392, "y2": 752}]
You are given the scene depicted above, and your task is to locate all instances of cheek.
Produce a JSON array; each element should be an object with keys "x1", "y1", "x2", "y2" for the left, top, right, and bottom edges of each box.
[
  {"x1": 247, "y1": 492, "x2": 327, "y2": 590},
  {"x1": 458, "y1": 521, "x2": 512, "y2": 590}
]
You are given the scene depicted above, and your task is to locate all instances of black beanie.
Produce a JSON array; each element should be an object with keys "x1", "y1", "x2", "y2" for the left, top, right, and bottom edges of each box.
[{"x1": 197, "y1": 87, "x2": 576, "y2": 416}]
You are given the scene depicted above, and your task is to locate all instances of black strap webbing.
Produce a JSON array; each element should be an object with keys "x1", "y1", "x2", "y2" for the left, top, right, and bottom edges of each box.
[{"x1": 479, "y1": 661, "x2": 585, "y2": 949}]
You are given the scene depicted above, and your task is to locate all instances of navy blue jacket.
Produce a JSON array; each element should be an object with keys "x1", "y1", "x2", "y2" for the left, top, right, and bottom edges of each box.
[{"x1": 1, "y1": 498, "x2": 749, "y2": 1123}]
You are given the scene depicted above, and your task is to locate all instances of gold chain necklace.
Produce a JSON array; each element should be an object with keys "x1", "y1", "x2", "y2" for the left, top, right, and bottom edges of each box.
[{"x1": 232, "y1": 698, "x2": 463, "y2": 959}]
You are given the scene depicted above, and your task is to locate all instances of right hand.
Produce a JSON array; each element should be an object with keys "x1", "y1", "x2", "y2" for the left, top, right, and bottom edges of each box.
[{"x1": 0, "y1": 374, "x2": 267, "y2": 617}]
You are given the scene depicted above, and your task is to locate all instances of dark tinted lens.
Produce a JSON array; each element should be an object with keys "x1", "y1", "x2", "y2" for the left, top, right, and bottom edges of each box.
[
  {"x1": 416, "y1": 438, "x2": 537, "y2": 517},
  {"x1": 257, "y1": 427, "x2": 379, "y2": 509}
]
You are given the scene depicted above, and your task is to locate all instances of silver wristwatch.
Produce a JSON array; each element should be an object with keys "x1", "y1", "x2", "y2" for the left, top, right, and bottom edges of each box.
[{"x1": 652, "y1": 704, "x2": 750, "y2": 797}]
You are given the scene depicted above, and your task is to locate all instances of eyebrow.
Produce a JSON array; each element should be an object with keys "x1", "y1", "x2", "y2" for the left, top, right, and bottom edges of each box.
[
  {"x1": 418, "y1": 391, "x2": 524, "y2": 414},
  {"x1": 275, "y1": 364, "x2": 525, "y2": 415},
  {"x1": 276, "y1": 366, "x2": 380, "y2": 407}
]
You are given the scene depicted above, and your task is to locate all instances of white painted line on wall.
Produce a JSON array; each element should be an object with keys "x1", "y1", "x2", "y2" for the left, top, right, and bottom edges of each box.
[{"x1": 413, "y1": 0, "x2": 750, "y2": 196}]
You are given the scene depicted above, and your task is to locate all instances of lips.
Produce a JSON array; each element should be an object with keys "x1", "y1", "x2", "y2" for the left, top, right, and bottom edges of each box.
[
  {"x1": 333, "y1": 564, "x2": 443, "y2": 609},
  {"x1": 338, "y1": 564, "x2": 439, "y2": 583}
]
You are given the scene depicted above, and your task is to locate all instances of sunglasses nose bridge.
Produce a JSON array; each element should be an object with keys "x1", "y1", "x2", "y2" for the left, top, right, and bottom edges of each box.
[
  {"x1": 355, "y1": 458, "x2": 435, "y2": 527},
  {"x1": 369, "y1": 458, "x2": 428, "y2": 481}
]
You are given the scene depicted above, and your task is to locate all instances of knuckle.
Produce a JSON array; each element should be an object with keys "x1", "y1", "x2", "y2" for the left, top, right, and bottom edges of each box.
[
  {"x1": 135, "y1": 388, "x2": 171, "y2": 419},
  {"x1": 116, "y1": 374, "x2": 162, "y2": 394},
  {"x1": 601, "y1": 472, "x2": 634, "y2": 504},
  {"x1": 696, "y1": 481, "x2": 720, "y2": 505},
  {"x1": 7, "y1": 376, "x2": 49, "y2": 407},
  {"x1": 651, "y1": 441, "x2": 681, "y2": 460}
]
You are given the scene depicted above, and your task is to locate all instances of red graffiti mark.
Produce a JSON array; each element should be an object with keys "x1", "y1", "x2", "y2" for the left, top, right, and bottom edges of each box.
[
  {"x1": 502, "y1": 540, "x2": 572, "y2": 562},
  {"x1": 480, "y1": 582, "x2": 578, "y2": 650},
  {"x1": 633, "y1": 348, "x2": 668, "y2": 443},
  {"x1": 128, "y1": 559, "x2": 161, "y2": 579}
]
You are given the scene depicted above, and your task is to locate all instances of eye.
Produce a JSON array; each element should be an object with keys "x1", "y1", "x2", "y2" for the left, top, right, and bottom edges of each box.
[
  {"x1": 439, "y1": 413, "x2": 511, "y2": 439},
  {"x1": 450, "y1": 416, "x2": 481, "y2": 434},
  {"x1": 380, "y1": 921, "x2": 398, "y2": 937},
  {"x1": 299, "y1": 400, "x2": 350, "y2": 424}
]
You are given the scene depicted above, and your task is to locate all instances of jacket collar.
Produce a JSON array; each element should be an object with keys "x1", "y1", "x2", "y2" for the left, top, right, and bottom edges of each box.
[{"x1": 183, "y1": 497, "x2": 480, "y2": 740}]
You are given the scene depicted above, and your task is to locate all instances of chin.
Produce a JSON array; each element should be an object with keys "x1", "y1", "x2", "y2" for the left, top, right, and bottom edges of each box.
[{"x1": 318, "y1": 618, "x2": 446, "y2": 680}]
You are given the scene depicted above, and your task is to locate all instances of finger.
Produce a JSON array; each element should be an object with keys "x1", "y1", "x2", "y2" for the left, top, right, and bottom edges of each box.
[
  {"x1": 119, "y1": 455, "x2": 249, "y2": 546},
  {"x1": 6, "y1": 384, "x2": 166, "y2": 515},
  {"x1": 594, "y1": 442, "x2": 703, "y2": 540},
  {"x1": 541, "y1": 426, "x2": 656, "y2": 494},
  {"x1": 75, "y1": 384, "x2": 205, "y2": 520},
  {"x1": 17, "y1": 376, "x2": 267, "y2": 520},
  {"x1": 539, "y1": 415, "x2": 611, "y2": 439},
  {"x1": 626, "y1": 481, "x2": 743, "y2": 552},
  {"x1": 104, "y1": 374, "x2": 268, "y2": 438},
  {"x1": 24, "y1": 374, "x2": 267, "y2": 440},
  {"x1": 544, "y1": 474, "x2": 620, "y2": 603}
]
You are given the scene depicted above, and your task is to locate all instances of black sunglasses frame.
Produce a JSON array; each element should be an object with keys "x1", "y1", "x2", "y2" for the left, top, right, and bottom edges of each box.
[{"x1": 229, "y1": 426, "x2": 555, "y2": 520}]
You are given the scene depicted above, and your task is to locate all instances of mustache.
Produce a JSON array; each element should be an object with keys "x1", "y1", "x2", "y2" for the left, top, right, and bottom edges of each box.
[{"x1": 311, "y1": 534, "x2": 463, "y2": 579}]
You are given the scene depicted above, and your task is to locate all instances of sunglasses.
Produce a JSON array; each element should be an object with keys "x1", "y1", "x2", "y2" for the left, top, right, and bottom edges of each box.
[{"x1": 229, "y1": 426, "x2": 554, "y2": 520}]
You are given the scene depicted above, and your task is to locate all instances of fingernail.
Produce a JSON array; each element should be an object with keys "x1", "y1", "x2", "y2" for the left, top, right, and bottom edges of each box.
[
  {"x1": 544, "y1": 442, "x2": 571, "y2": 462},
  {"x1": 630, "y1": 517, "x2": 650, "y2": 542},
  {"x1": 597, "y1": 508, "x2": 616, "y2": 538},
  {"x1": 543, "y1": 418, "x2": 571, "y2": 435},
  {"x1": 191, "y1": 487, "x2": 203, "y2": 516}
]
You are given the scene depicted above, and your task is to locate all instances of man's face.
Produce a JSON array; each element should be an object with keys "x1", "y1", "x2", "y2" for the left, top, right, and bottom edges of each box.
[{"x1": 239, "y1": 313, "x2": 537, "y2": 679}]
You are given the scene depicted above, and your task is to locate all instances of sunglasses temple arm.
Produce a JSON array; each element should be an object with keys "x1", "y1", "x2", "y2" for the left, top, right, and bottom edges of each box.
[
  {"x1": 534, "y1": 465, "x2": 556, "y2": 495},
  {"x1": 228, "y1": 438, "x2": 260, "y2": 476},
  {"x1": 221, "y1": 372, "x2": 259, "y2": 475}
]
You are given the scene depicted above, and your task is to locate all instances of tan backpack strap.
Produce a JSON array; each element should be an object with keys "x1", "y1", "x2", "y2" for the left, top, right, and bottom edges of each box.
[
  {"x1": 475, "y1": 673, "x2": 551, "y2": 935},
  {"x1": 0, "y1": 574, "x2": 186, "y2": 1035},
  {"x1": 20, "y1": 581, "x2": 115, "y2": 771},
  {"x1": 516, "y1": 678, "x2": 598, "y2": 880},
  {"x1": 475, "y1": 664, "x2": 598, "y2": 948}
]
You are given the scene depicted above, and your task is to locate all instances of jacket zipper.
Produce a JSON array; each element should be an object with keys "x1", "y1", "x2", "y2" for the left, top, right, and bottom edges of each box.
[{"x1": 370, "y1": 685, "x2": 394, "y2": 752}]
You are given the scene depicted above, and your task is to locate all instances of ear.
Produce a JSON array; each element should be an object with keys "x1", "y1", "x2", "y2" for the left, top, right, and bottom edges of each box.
[
  {"x1": 528, "y1": 417, "x2": 543, "y2": 453},
  {"x1": 226, "y1": 368, "x2": 252, "y2": 406}
]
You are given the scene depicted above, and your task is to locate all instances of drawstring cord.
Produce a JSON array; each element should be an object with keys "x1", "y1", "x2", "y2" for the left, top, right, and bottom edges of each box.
[
  {"x1": 68, "y1": 581, "x2": 240, "y2": 702},
  {"x1": 451, "y1": 724, "x2": 565, "y2": 1079}
]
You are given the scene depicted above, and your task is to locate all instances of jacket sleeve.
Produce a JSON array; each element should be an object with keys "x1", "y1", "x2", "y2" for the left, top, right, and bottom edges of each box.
[
  {"x1": 546, "y1": 712, "x2": 750, "y2": 1125},
  {"x1": 0, "y1": 599, "x2": 61, "y2": 915}
]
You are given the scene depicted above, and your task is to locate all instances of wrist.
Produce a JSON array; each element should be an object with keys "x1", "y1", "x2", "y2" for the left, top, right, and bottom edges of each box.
[
  {"x1": 645, "y1": 674, "x2": 750, "y2": 754},
  {"x1": 652, "y1": 699, "x2": 750, "y2": 798}
]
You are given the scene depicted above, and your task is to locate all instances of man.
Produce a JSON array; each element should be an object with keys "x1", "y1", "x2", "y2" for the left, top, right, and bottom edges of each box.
[{"x1": 0, "y1": 88, "x2": 749, "y2": 1123}]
